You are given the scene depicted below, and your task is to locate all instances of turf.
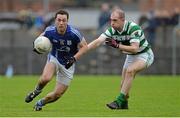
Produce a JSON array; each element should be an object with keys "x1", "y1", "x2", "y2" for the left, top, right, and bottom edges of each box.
[{"x1": 0, "y1": 75, "x2": 180, "y2": 117}]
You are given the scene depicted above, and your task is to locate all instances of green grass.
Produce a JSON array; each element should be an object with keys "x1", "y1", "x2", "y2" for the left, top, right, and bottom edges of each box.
[{"x1": 0, "y1": 75, "x2": 180, "y2": 117}]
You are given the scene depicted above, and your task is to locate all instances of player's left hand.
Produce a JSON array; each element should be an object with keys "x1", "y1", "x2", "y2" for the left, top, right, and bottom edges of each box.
[
  {"x1": 64, "y1": 56, "x2": 76, "y2": 69},
  {"x1": 105, "y1": 38, "x2": 119, "y2": 48}
]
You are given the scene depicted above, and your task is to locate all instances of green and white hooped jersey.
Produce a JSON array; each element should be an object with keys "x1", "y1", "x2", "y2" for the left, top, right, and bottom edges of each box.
[{"x1": 101, "y1": 20, "x2": 150, "y2": 54}]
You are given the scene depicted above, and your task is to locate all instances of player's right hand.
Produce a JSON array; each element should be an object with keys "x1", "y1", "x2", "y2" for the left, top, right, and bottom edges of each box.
[
  {"x1": 33, "y1": 41, "x2": 43, "y2": 54},
  {"x1": 33, "y1": 48, "x2": 43, "y2": 54},
  {"x1": 105, "y1": 38, "x2": 119, "y2": 48}
]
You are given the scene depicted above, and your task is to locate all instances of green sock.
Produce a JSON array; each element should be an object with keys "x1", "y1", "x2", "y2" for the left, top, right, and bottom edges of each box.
[{"x1": 116, "y1": 93, "x2": 126, "y2": 105}]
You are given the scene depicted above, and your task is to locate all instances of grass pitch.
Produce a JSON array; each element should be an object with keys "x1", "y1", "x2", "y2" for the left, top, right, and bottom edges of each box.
[{"x1": 0, "y1": 75, "x2": 180, "y2": 117}]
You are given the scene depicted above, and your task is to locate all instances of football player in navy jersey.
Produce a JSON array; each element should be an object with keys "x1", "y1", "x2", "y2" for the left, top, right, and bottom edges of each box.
[{"x1": 25, "y1": 9, "x2": 88, "y2": 111}]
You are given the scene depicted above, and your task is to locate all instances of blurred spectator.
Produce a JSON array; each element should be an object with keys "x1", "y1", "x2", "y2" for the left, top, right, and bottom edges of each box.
[
  {"x1": 146, "y1": 10, "x2": 158, "y2": 48},
  {"x1": 18, "y1": 9, "x2": 34, "y2": 29},
  {"x1": 169, "y1": 7, "x2": 179, "y2": 26},
  {"x1": 98, "y1": 3, "x2": 111, "y2": 33},
  {"x1": 138, "y1": 12, "x2": 148, "y2": 29},
  {"x1": 139, "y1": 10, "x2": 158, "y2": 48},
  {"x1": 159, "y1": 10, "x2": 171, "y2": 26},
  {"x1": 5, "y1": 64, "x2": 14, "y2": 78},
  {"x1": 34, "y1": 10, "x2": 45, "y2": 33}
]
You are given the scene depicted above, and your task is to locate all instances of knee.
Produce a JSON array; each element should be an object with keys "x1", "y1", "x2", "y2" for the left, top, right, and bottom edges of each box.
[
  {"x1": 40, "y1": 74, "x2": 51, "y2": 84},
  {"x1": 126, "y1": 68, "x2": 136, "y2": 77},
  {"x1": 55, "y1": 93, "x2": 61, "y2": 99},
  {"x1": 53, "y1": 92, "x2": 64, "y2": 101},
  {"x1": 46, "y1": 92, "x2": 61, "y2": 102}
]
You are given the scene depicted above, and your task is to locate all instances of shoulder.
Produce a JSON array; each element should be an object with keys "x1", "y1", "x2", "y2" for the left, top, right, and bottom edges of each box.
[
  {"x1": 42, "y1": 25, "x2": 56, "y2": 38},
  {"x1": 103, "y1": 26, "x2": 115, "y2": 37},
  {"x1": 128, "y1": 21, "x2": 141, "y2": 29},
  {"x1": 44, "y1": 25, "x2": 56, "y2": 33},
  {"x1": 127, "y1": 21, "x2": 142, "y2": 34},
  {"x1": 68, "y1": 25, "x2": 82, "y2": 39}
]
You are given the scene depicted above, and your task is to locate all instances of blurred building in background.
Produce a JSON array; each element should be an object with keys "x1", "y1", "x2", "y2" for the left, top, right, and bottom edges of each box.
[{"x1": 0, "y1": 0, "x2": 179, "y2": 75}]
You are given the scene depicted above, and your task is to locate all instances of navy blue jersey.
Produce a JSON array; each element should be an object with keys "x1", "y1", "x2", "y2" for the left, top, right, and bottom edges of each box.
[{"x1": 42, "y1": 25, "x2": 83, "y2": 65}]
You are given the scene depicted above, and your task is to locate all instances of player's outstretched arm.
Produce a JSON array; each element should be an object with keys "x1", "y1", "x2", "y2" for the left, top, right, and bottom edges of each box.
[{"x1": 88, "y1": 36, "x2": 106, "y2": 51}]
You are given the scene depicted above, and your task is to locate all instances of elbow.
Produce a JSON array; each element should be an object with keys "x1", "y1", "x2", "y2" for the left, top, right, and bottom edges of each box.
[
  {"x1": 129, "y1": 43, "x2": 140, "y2": 53},
  {"x1": 131, "y1": 47, "x2": 139, "y2": 54},
  {"x1": 84, "y1": 45, "x2": 88, "y2": 52}
]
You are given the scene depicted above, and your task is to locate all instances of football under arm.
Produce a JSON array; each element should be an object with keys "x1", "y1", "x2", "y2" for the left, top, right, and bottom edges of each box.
[
  {"x1": 74, "y1": 37, "x2": 88, "y2": 60},
  {"x1": 88, "y1": 36, "x2": 106, "y2": 51}
]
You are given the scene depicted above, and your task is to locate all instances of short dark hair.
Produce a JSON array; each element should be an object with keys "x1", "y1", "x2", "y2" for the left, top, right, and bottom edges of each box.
[{"x1": 55, "y1": 9, "x2": 69, "y2": 20}]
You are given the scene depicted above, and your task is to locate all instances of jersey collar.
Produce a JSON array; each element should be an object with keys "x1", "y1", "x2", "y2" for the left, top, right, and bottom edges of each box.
[{"x1": 56, "y1": 24, "x2": 70, "y2": 35}]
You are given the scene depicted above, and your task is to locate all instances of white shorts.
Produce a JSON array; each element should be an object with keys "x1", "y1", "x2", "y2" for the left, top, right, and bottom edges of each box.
[
  {"x1": 48, "y1": 55, "x2": 75, "y2": 86},
  {"x1": 123, "y1": 49, "x2": 154, "y2": 69}
]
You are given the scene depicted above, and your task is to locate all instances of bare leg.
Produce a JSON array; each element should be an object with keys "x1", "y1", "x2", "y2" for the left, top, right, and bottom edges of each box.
[
  {"x1": 35, "y1": 62, "x2": 56, "y2": 91},
  {"x1": 34, "y1": 82, "x2": 68, "y2": 111},
  {"x1": 106, "y1": 59, "x2": 147, "y2": 109},
  {"x1": 42, "y1": 82, "x2": 68, "y2": 105},
  {"x1": 34, "y1": 82, "x2": 68, "y2": 110},
  {"x1": 121, "y1": 69, "x2": 129, "y2": 99},
  {"x1": 25, "y1": 62, "x2": 56, "y2": 103},
  {"x1": 121, "y1": 59, "x2": 146, "y2": 95}
]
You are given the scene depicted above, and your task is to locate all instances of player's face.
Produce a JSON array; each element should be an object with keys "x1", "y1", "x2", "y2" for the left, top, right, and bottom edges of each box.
[
  {"x1": 110, "y1": 12, "x2": 124, "y2": 31},
  {"x1": 55, "y1": 14, "x2": 68, "y2": 34}
]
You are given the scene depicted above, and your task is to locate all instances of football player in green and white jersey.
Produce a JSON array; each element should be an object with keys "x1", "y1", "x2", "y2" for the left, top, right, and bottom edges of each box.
[{"x1": 88, "y1": 8, "x2": 154, "y2": 109}]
